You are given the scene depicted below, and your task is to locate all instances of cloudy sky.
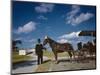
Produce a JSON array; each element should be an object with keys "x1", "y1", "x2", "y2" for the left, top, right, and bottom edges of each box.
[{"x1": 12, "y1": 1, "x2": 96, "y2": 50}]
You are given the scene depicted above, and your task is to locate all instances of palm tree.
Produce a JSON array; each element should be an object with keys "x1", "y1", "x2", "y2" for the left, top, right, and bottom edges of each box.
[{"x1": 12, "y1": 40, "x2": 22, "y2": 52}]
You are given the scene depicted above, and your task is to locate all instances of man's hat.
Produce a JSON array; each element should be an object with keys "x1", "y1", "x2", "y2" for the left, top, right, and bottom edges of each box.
[{"x1": 38, "y1": 38, "x2": 41, "y2": 43}]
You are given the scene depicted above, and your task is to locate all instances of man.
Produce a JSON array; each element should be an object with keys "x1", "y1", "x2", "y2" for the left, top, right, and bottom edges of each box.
[
  {"x1": 77, "y1": 42, "x2": 82, "y2": 50},
  {"x1": 35, "y1": 39, "x2": 45, "y2": 65}
]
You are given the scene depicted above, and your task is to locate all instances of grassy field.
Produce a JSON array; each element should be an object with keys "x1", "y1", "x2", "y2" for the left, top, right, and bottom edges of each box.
[
  {"x1": 43, "y1": 50, "x2": 69, "y2": 59},
  {"x1": 12, "y1": 51, "x2": 32, "y2": 64}
]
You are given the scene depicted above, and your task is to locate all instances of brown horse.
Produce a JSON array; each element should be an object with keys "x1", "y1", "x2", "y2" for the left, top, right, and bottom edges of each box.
[
  {"x1": 76, "y1": 41, "x2": 96, "y2": 61},
  {"x1": 81, "y1": 41, "x2": 96, "y2": 57},
  {"x1": 43, "y1": 36, "x2": 75, "y2": 63}
]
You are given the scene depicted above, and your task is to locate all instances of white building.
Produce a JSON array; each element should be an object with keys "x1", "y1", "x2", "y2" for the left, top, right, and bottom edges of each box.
[
  {"x1": 19, "y1": 48, "x2": 35, "y2": 55},
  {"x1": 19, "y1": 49, "x2": 26, "y2": 55}
]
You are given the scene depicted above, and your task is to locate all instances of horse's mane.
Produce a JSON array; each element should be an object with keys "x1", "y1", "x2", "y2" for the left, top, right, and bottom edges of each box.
[{"x1": 47, "y1": 37, "x2": 58, "y2": 44}]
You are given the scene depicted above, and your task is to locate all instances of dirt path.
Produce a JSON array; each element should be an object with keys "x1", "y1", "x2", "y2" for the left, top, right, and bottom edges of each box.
[
  {"x1": 12, "y1": 53, "x2": 96, "y2": 74},
  {"x1": 36, "y1": 56, "x2": 96, "y2": 72},
  {"x1": 50, "y1": 59, "x2": 96, "y2": 71}
]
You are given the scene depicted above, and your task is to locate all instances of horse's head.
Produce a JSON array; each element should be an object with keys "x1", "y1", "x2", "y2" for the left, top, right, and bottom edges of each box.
[{"x1": 43, "y1": 36, "x2": 49, "y2": 46}]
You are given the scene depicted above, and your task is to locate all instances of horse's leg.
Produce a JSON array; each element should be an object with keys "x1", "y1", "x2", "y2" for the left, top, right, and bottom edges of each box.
[
  {"x1": 68, "y1": 51, "x2": 72, "y2": 62},
  {"x1": 54, "y1": 51, "x2": 58, "y2": 64},
  {"x1": 71, "y1": 51, "x2": 77, "y2": 62},
  {"x1": 72, "y1": 51, "x2": 75, "y2": 61}
]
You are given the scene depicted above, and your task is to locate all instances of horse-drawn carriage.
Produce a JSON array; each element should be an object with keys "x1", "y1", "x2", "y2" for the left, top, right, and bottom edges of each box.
[
  {"x1": 43, "y1": 31, "x2": 96, "y2": 63},
  {"x1": 76, "y1": 41, "x2": 96, "y2": 60},
  {"x1": 77, "y1": 31, "x2": 96, "y2": 58}
]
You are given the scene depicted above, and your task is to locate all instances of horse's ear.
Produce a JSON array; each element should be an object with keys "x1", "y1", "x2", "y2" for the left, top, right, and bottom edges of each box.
[{"x1": 45, "y1": 36, "x2": 48, "y2": 39}]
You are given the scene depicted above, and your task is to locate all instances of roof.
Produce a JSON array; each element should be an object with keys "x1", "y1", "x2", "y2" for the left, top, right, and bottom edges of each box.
[{"x1": 78, "y1": 31, "x2": 96, "y2": 37}]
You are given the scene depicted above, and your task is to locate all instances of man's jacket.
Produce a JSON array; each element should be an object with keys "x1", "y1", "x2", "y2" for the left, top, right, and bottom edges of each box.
[{"x1": 35, "y1": 44, "x2": 44, "y2": 55}]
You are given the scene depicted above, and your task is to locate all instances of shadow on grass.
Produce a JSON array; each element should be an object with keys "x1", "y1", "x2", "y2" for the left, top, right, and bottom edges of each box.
[
  {"x1": 58, "y1": 59, "x2": 71, "y2": 64},
  {"x1": 12, "y1": 60, "x2": 37, "y2": 69},
  {"x1": 13, "y1": 59, "x2": 51, "y2": 70},
  {"x1": 57, "y1": 56, "x2": 96, "y2": 64},
  {"x1": 42, "y1": 60, "x2": 51, "y2": 64}
]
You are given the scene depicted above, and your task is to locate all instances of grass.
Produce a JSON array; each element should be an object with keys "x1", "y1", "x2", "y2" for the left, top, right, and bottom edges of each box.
[
  {"x1": 36, "y1": 60, "x2": 51, "y2": 72},
  {"x1": 43, "y1": 50, "x2": 54, "y2": 58},
  {"x1": 12, "y1": 51, "x2": 32, "y2": 64},
  {"x1": 43, "y1": 50, "x2": 69, "y2": 59}
]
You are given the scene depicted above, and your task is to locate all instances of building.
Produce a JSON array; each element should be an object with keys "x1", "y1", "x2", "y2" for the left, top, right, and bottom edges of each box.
[
  {"x1": 19, "y1": 49, "x2": 26, "y2": 55},
  {"x1": 19, "y1": 48, "x2": 35, "y2": 55}
]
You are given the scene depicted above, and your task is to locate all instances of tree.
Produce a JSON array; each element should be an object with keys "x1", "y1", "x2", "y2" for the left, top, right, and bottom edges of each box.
[{"x1": 12, "y1": 40, "x2": 22, "y2": 52}]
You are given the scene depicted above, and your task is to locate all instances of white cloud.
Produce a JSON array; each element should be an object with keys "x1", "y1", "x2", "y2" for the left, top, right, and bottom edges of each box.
[
  {"x1": 35, "y1": 3, "x2": 55, "y2": 13},
  {"x1": 14, "y1": 37, "x2": 36, "y2": 43},
  {"x1": 28, "y1": 39, "x2": 36, "y2": 43},
  {"x1": 16, "y1": 21, "x2": 36, "y2": 34},
  {"x1": 37, "y1": 15, "x2": 48, "y2": 20},
  {"x1": 67, "y1": 13, "x2": 94, "y2": 26},
  {"x1": 14, "y1": 37, "x2": 23, "y2": 41},
  {"x1": 59, "y1": 31, "x2": 81, "y2": 39},
  {"x1": 67, "y1": 5, "x2": 80, "y2": 16},
  {"x1": 57, "y1": 31, "x2": 81, "y2": 45},
  {"x1": 57, "y1": 39, "x2": 69, "y2": 43},
  {"x1": 66, "y1": 5, "x2": 94, "y2": 26},
  {"x1": 75, "y1": 13, "x2": 94, "y2": 24}
]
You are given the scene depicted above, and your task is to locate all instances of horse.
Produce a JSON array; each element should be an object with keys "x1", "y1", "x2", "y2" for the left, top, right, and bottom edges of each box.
[
  {"x1": 43, "y1": 36, "x2": 75, "y2": 63},
  {"x1": 82, "y1": 42, "x2": 96, "y2": 57},
  {"x1": 77, "y1": 41, "x2": 96, "y2": 59}
]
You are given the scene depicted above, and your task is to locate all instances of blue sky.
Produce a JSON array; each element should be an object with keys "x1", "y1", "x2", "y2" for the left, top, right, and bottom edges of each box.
[{"x1": 12, "y1": 1, "x2": 96, "y2": 50}]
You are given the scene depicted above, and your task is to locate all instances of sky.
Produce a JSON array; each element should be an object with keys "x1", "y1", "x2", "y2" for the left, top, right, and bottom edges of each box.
[{"x1": 12, "y1": 1, "x2": 96, "y2": 50}]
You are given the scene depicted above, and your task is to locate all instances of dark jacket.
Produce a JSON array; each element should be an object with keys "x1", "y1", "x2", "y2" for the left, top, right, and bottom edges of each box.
[
  {"x1": 77, "y1": 42, "x2": 82, "y2": 50},
  {"x1": 35, "y1": 44, "x2": 44, "y2": 55}
]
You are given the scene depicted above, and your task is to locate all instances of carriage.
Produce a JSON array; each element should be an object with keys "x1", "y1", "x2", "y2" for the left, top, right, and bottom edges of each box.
[{"x1": 43, "y1": 31, "x2": 96, "y2": 63}]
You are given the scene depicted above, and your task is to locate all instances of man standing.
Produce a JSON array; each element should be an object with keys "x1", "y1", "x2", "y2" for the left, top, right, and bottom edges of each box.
[
  {"x1": 77, "y1": 42, "x2": 82, "y2": 50},
  {"x1": 35, "y1": 39, "x2": 45, "y2": 65}
]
